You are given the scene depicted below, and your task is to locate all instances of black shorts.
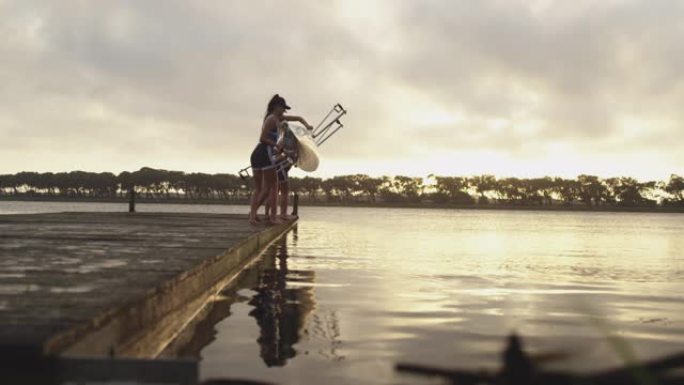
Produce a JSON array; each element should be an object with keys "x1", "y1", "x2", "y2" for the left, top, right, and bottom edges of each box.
[{"x1": 250, "y1": 143, "x2": 276, "y2": 170}]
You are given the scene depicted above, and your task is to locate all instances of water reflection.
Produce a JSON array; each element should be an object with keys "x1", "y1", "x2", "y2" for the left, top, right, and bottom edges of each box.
[
  {"x1": 167, "y1": 227, "x2": 316, "y2": 368},
  {"x1": 248, "y1": 231, "x2": 316, "y2": 366}
]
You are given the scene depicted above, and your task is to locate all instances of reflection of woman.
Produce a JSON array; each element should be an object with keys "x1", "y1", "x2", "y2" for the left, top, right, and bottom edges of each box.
[
  {"x1": 249, "y1": 94, "x2": 312, "y2": 225},
  {"x1": 248, "y1": 236, "x2": 316, "y2": 367}
]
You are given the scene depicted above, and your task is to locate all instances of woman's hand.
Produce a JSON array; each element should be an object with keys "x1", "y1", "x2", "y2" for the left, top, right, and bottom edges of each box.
[{"x1": 284, "y1": 115, "x2": 314, "y2": 131}]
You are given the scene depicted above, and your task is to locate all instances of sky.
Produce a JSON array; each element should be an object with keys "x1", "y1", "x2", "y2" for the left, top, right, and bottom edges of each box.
[{"x1": 1, "y1": 0, "x2": 683, "y2": 181}]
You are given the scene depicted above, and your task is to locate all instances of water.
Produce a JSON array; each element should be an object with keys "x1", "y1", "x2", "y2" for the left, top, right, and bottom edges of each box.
[{"x1": 2, "y1": 201, "x2": 683, "y2": 384}]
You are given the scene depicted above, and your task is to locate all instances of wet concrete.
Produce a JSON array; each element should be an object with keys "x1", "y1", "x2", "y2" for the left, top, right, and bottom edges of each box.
[{"x1": 0, "y1": 212, "x2": 295, "y2": 359}]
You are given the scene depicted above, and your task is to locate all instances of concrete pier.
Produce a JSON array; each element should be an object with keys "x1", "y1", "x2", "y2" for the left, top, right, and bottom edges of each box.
[{"x1": 0, "y1": 212, "x2": 295, "y2": 361}]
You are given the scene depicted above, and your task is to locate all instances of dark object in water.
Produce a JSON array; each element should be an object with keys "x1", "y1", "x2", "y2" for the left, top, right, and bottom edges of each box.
[
  {"x1": 501, "y1": 334, "x2": 535, "y2": 384},
  {"x1": 396, "y1": 333, "x2": 684, "y2": 385},
  {"x1": 129, "y1": 186, "x2": 136, "y2": 212},
  {"x1": 292, "y1": 193, "x2": 299, "y2": 217}
]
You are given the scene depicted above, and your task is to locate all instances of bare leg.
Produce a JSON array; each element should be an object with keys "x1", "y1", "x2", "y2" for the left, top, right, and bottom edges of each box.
[
  {"x1": 266, "y1": 186, "x2": 276, "y2": 218},
  {"x1": 248, "y1": 169, "x2": 264, "y2": 225},
  {"x1": 269, "y1": 200, "x2": 276, "y2": 219},
  {"x1": 263, "y1": 169, "x2": 283, "y2": 225},
  {"x1": 279, "y1": 182, "x2": 294, "y2": 219}
]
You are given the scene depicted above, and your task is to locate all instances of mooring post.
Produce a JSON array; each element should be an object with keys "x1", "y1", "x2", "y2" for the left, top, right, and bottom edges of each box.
[
  {"x1": 128, "y1": 186, "x2": 136, "y2": 213},
  {"x1": 292, "y1": 193, "x2": 299, "y2": 217}
]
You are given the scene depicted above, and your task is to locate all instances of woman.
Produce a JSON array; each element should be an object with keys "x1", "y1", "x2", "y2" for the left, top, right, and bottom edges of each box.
[
  {"x1": 249, "y1": 94, "x2": 312, "y2": 225},
  {"x1": 276, "y1": 122, "x2": 298, "y2": 220}
]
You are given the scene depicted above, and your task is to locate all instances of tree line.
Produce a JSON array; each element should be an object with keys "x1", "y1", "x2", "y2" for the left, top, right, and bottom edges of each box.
[{"x1": 0, "y1": 168, "x2": 682, "y2": 208}]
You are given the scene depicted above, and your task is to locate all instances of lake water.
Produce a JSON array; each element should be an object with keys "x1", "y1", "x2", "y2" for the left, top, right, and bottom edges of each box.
[{"x1": 2, "y1": 201, "x2": 683, "y2": 385}]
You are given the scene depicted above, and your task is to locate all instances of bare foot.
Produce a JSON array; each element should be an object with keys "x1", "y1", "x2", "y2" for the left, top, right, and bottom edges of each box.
[{"x1": 279, "y1": 214, "x2": 297, "y2": 221}]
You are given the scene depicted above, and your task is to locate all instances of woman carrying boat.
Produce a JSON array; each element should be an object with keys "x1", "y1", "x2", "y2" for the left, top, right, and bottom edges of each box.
[
  {"x1": 248, "y1": 94, "x2": 312, "y2": 225},
  {"x1": 276, "y1": 122, "x2": 298, "y2": 220}
]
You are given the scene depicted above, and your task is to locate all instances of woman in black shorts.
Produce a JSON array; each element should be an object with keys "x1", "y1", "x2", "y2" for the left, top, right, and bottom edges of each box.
[{"x1": 249, "y1": 94, "x2": 312, "y2": 225}]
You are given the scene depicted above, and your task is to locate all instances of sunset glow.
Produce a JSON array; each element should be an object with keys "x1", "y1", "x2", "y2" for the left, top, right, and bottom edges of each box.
[{"x1": 0, "y1": 1, "x2": 682, "y2": 181}]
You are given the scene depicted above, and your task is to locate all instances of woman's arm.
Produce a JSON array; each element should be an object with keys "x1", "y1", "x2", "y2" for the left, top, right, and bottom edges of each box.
[{"x1": 283, "y1": 115, "x2": 314, "y2": 130}]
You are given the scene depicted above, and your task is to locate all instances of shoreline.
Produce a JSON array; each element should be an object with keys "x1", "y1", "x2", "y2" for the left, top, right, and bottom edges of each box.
[{"x1": 1, "y1": 196, "x2": 682, "y2": 214}]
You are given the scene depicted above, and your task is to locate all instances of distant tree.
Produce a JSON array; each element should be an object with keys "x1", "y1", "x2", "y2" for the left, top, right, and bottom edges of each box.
[
  {"x1": 471, "y1": 175, "x2": 496, "y2": 204},
  {"x1": 117, "y1": 171, "x2": 134, "y2": 197},
  {"x1": 496, "y1": 177, "x2": 523, "y2": 203},
  {"x1": 213, "y1": 173, "x2": 242, "y2": 200},
  {"x1": 663, "y1": 174, "x2": 684, "y2": 206},
  {"x1": 329, "y1": 175, "x2": 355, "y2": 201},
  {"x1": 605, "y1": 177, "x2": 654, "y2": 206},
  {"x1": 297, "y1": 176, "x2": 322, "y2": 201},
  {"x1": 2, "y1": 169, "x2": 681, "y2": 210},
  {"x1": 379, "y1": 176, "x2": 401, "y2": 202},
  {"x1": 91, "y1": 172, "x2": 118, "y2": 198},
  {"x1": 0, "y1": 174, "x2": 14, "y2": 195},
  {"x1": 167, "y1": 171, "x2": 186, "y2": 199},
  {"x1": 391, "y1": 175, "x2": 424, "y2": 202},
  {"x1": 328, "y1": 174, "x2": 383, "y2": 202},
  {"x1": 577, "y1": 175, "x2": 608, "y2": 206},
  {"x1": 356, "y1": 175, "x2": 383, "y2": 202},
  {"x1": 318, "y1": 178, "x2": 333, "y2": 202},
  {"x1": 553, "y1": 177, "x2": 580, "y2": 204},
  {"x1": 428, "y1": 175, "x2": 473, "y2": 204},
  {"x1": 14, "y1": 172, "x2": 40, "y2": 195},
  {"x1": 69, "y1": 171, "x2": 91, "y2": 196},
  {"x1": 434, "y1": 176, "x2": 468, "y2": 199},
  {"x1": 527, "y1": 177, "x2": 555, "y2": 205},
  {"x1": 639, "y1": 180, "x2": 659, "y2": 204},
  {"x1": 33, "y1": 172, "x2": 55, "y2": 196},
  {"x1": 133, "y1": 168, "x2": 170, "y2": 199}
]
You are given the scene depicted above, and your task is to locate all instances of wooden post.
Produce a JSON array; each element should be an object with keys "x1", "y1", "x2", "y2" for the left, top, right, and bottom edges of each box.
[
  {"x1": 292, "y1": 193, "x2": 299, "y2": 217},
  {"x1": 128, "y1": 186, "x2": 136, "y2": 213}
]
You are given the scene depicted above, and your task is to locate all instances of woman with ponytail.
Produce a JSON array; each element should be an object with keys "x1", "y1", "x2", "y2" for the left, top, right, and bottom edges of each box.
[{"x1": 249, "y1": 94, "x2": 313, "y2": 225}]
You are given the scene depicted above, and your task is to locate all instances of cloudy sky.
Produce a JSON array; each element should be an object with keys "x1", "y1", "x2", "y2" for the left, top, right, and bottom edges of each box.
[{"x1": 1, "y1": 0, "x2": 682, "y2": 180}]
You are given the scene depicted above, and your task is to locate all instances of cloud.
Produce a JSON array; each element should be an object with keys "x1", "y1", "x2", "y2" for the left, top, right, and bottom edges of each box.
[
  {"x1": 389, "y1": 1, "x2": 684, "y2": 147},
  {"x1": 0, "y1": 0, "x2": 682, "y2": 179}
]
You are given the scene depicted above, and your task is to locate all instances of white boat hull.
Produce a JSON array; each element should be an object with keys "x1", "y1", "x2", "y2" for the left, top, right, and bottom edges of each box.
[{"x1": 289, "y1": 124, "x2": 320, "y2": 172}]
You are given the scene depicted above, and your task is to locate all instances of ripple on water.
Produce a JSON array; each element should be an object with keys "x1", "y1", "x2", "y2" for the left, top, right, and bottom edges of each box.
[
  {"x1": 64, "y1": 259, "x2": 128, "y2": 273},
  {"x1": 0, "y1": 284, "x2": 41, "y2": 295},
  {"x1": 49, "y1": 285, "x2": 95, "y2": 294},
  {"x1": 0, "y1": 272, "x2": 26, "y2": 279},
  {"x1": 141, "y1": 259, "x2": 164, "y2": 264}
]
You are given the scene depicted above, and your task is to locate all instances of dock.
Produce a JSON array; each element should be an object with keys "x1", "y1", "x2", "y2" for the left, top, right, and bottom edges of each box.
[{"x1": 0, "y1": 211, "x2": 295, "y2": 383}]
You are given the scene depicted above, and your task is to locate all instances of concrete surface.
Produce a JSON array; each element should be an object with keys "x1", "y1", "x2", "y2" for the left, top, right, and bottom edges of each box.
[{"x1": 0, "y1": 212, "x2": 295, "y2": 358}]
